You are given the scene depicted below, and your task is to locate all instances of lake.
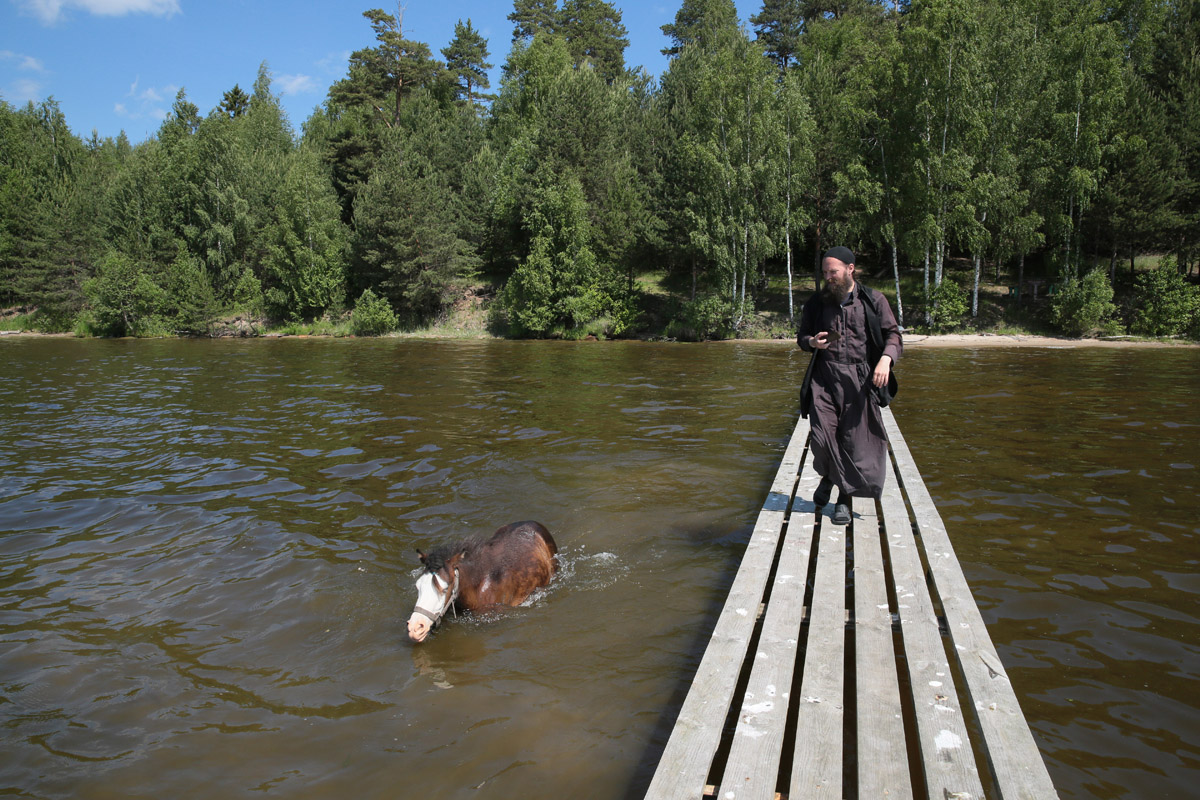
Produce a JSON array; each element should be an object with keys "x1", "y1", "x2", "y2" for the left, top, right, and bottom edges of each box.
[{"x1": 1, "y1": 338, "x2": 1196, "y2": 799}]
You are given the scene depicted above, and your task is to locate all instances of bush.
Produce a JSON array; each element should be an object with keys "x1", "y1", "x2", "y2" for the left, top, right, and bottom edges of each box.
[
  {"x1": 1131, "y1": 257, "x2": 1200, "y2": 337},
  {"x1": 1050, "y1": 269, "x2": 1119, "y2": 337},
  {"x1": 350, "y1": 289, "x2": 398, "y2": 336},
  {"x1": 80, "y1": 252, "x2": 168, "y2": 337},
  {"x1": 163, "y1": 251, "x2": 215, "y2": 334},
  {"x1": 233, "y1": 268, "x2": 265, "y2": 316},
  {"x1": 665, "y1": 294, "x2": 730, "y2": 341},
  {"x1": 929, "y1": 278, "x2": 968, "y2": 332}
]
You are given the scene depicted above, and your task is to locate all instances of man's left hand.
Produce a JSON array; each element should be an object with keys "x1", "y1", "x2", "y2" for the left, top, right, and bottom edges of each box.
[{"x1": 872, "y1": 356, "x2": 892, "y2": 388}]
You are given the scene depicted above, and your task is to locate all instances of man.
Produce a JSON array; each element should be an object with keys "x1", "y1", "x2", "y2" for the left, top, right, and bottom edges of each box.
[{"x1": 797, "y1": 246, "x2": 902, "y2": 526}]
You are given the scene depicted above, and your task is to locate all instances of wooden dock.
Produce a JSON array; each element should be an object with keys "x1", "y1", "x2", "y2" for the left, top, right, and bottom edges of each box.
[{"x1": 645, "y1": 408, "x2": 1058, "y2": 800}]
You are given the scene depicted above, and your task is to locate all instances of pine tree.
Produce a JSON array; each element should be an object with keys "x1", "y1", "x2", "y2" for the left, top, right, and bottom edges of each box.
[
  {"x1": 442, "y1": 19, "x2": 493, "y2": 108},
  {"x1": 751, "y1": 0, "x2": 804, "y2": 69},
  {"x1": 353, "y1": 140, "x2": 479, "y2": 320},
  {"x1": 219, "y1": 85, "x2": 250, "y2": 118},
  {"x1": 331, "y1": 6, "x2": 440, "y2": 129},
  {"x1": 509, "y1": 0, "x2": 559, "y2": 42},
  {"x1": 261, "y1": 150, "x2": 348, "y2": 319},
  {"x1": 661, "y1": 0, "x2": 740, "y2": 56},
  {"x1": 558, "y1": 0, "x2": 630, "y2": 82}
]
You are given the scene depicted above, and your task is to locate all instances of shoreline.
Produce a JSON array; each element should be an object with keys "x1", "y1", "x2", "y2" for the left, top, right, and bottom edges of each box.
[{"x1": 2, "y1": 329, "x2": 1196, "y2": 348}]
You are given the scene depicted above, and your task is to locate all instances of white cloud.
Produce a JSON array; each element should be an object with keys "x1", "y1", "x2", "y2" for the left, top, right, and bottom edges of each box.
[
  {"x1": 114, "y1": 76, "x2": 176, "y2": 125},
  {"x1": 1, "y1": 50, "x2": 47, "y2": 72},
  {"x1": 316, "y1": 51, "x2": 352, "y2": 76},
  {"x1": 19, "y1": 0, "x2": 180, "y2": 25},
  {"x1": 6, "y1": 77, "x2": 45, "y2": 103},
  {"x1": 275, "y1": 73, "x2": 316, "y2": 96},
  {"x1": 1, "y1": 51, "x2": 48, "y2": 104}
]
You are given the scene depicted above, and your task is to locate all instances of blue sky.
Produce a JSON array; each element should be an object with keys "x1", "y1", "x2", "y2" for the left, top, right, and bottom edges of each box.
[{"x1": 2, "y1": 0, "x2": 758, "y2": 144}]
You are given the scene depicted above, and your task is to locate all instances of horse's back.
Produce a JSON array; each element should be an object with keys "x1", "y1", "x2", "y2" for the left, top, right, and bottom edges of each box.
[
  {"x1": 460, "y1": 521, "x2": 557, "y2": 609},
  {"x1": 489, "y1": 520, "x2": 557, "y2": 561}
]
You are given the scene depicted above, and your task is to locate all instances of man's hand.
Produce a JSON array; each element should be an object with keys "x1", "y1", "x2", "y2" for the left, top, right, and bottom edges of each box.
[
  {"x1": 872, "y1": 355, "x2": 892, "y2": 388},
  {"x1": 811, "y1": 332, "x2": 832, "y2": 350}
]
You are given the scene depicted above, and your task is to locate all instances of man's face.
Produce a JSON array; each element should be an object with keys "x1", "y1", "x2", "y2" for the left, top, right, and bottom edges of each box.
[{"x1": 822, "y1": 257, "x2": 855, "y2": 295}]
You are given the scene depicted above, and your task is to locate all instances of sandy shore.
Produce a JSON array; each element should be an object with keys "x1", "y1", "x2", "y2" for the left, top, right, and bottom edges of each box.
[
  {"x1": 3, "y1": 329, "x2": 1197, "y2": 347},
  {"x1": 901, "y1": 333, "x2": 1197, "y2": 348}
]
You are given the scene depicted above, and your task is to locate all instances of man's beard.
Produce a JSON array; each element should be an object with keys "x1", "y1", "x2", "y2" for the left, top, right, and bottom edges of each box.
[{"x1": 822, "y1": 276, "x2": 852, "y2": 305}]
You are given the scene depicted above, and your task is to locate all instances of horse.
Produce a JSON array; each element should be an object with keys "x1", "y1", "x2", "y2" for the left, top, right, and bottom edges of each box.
[{"x1": 406, "y1": 520, "x2": 558, "y2": 643}]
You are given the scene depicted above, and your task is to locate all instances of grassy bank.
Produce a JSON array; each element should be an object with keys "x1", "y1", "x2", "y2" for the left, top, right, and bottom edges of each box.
[{"x1": 3, "y1": 256, "x2": 1196, "y2": 343}]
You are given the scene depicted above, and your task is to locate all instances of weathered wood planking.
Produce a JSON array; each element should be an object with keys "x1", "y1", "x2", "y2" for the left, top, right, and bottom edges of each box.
[
  {"x1": 879, "y1": 454, "x2": 985, "y2": 798},
  {"x1": 852, "y1": 486, "x2": 914, "y2": 798},
  {"x1": 645, "y1": 409, "x2": 1057, "y2": 800},
  {"x1": 882, "y1": 410, "x2": 1060, "y2": 800},
  {"x1": 789, "y1": 482, "x2": 846, "y2": 799},
  {"x1": 715, "y1": 457, "x2": 820, "y2": 800},
  {"x1": 643, "y1": 417, "x2": 810, "y2": 800}
]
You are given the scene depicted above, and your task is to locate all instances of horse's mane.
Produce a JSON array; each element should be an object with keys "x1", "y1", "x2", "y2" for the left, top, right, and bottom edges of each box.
[{"x1": 420, "y1": 538, "x2": 477, "y2": 573}]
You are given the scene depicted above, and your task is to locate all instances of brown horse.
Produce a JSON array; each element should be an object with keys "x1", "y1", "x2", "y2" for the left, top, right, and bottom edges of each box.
[{"x1": 407, "y1": 520, "x2": 558, "y2": 643}]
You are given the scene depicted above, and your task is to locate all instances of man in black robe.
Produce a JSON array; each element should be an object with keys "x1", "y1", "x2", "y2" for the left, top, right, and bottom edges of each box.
[{"x1": 797, "y1": 246, "x2": 902, "y2": 525}]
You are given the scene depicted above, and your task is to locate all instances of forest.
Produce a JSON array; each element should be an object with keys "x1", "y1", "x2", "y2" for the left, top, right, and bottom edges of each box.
[{"x1": 1, "y1": 0, "x2": 1198, "y2": 340}]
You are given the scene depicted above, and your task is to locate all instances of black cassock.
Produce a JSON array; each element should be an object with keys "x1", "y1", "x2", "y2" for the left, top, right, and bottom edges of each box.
[{"x1": 797, "y1": 287, "x2": 903, "y2": 499}]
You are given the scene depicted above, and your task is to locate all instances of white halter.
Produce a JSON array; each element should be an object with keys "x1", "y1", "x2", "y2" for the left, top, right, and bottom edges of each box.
[{"x1": 413, "y1": 568, "x2": 460, "y2": 626}]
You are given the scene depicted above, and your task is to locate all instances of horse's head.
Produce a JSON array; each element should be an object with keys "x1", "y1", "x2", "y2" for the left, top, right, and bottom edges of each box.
[{"x1": 407, "y1": 547, "x2": 464, "y2": 643}]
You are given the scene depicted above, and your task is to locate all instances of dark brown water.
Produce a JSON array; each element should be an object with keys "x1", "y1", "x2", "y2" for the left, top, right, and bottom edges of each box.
[{"x1": 1, "y1": 339, "x2": 1196, "y2": 799}]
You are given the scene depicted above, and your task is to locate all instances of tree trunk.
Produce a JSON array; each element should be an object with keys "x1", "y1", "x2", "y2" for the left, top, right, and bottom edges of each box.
[
  {"x1": 972, "y1": 251, "x2": 981, "y2": 317},
  {"x1": 1017, "y1": 252, "x2": 1025, "y2": 312},
  {"x1": 786, "y1": 228, "x2": 794, "y2": 322},
  {"x1": 923, "y1": 245, "x2": 931, "y2": 325},
  {"x1": 891, "y1": 239, "x2": 903, "y2": 327}
]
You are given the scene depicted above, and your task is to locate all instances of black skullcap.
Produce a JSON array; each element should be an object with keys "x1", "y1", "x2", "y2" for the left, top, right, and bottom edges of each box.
[{"x1": 823, "y1": 246, "x2": 855, "y2": 265}]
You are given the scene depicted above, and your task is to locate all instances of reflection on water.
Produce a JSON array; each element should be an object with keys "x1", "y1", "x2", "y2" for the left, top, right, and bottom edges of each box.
[
  {"x1": 894, "y1": 347, "x2": 1200, "y2": 799},
  {"x1": 0, "y1": 339, "x2": 1196, "y2": 799}
]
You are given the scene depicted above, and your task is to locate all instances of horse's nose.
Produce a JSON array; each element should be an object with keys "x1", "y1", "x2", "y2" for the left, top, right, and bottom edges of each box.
[{"x1": 407, "y1": 616, "x2": 430, "y2": 643}]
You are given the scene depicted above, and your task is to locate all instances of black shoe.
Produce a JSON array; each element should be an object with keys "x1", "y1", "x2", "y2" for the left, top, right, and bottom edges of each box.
[
  {"x1": 831, "y1": 503, "x2": 851, "y2": 526},
  {"x1": 813, "y1": 477, "x2": 833, "y2": 509}
]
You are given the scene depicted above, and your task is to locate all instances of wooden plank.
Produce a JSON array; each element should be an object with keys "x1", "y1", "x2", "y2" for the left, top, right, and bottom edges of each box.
[
  {"x1": 882, "y1": 409, "x2": 1060, "y2": 799},
  {"x1": 644, "y1": 417, "x2": 809, "y2": 800},
  {"x1": 879, "y1": 453, "x2": 985, "y2": 800},
  {"x1": 853, "y1": 493, "x2": 915, "y2": 799},
  {"x1": 789, "y1": 491, "x2": 846, "y2": 799},
  {"x1": 717, "y1": 455, "x2": 822, "y2": 800}
]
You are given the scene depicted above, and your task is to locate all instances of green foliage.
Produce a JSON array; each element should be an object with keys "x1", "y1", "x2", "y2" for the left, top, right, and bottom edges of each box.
[
  {"x1": 665, "y1": 294, "x2": 730, "y2": 341},
  {"x1": 5, "y1": 2, "x2": 1199, "y2": 342},
  {"x1": 751, "y1": 0, "x2": 804, "y2": 69},
  {"x1": 1050, "y1": 269, "x2": 1120, "y2": 337},
  {"x1": 353, "y1": 134, "x2": 479, "y2": 320},
  {"x1": 661, "y1": 0, "x2": 739, "y2": 56},
  {"x1": 1132, "y1": 258, "x2": 1200, "y2": 337},
  {"x1": 261, "y1": 151, "x2": 348, "y2": 319},
  {"x1": 233, "y1": 267, "x2": 265, "y2": 315},
  {"x1": 80, "y1": 252, "x2": 168, "y2": 337},
  {"x1": 162, "y1": 250, "x2": 216, "y2": 333},
  {"x1": 351, "y1": 288, "x2": 398, "y2": 336},
  {"x1": 442, "y1": 19, "x2": 493, "y2": 107},
  {"x1": 509, "y1": 0, "x2": 558, "y2": 41},
  {"x1": 557, "y1": 0, "x2": 630, "y2": 82},
  {"x1": 330, "y1": 7, "x2": 440, "y2": 129},
  {"x1": 929, "y1": 278, "x2": 969, "y2": 332},
  {"x1": 498, "y1": 166, "x2": 636, "y2": 337}
]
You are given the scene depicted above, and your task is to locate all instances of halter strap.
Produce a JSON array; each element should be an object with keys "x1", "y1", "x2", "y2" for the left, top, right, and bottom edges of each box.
[
  {"x1": 412, "y1": 569, "x2": 460, "y2": 626},
  {"x1": 412, "y1": 606, "x2": 442, "y2": 625}
]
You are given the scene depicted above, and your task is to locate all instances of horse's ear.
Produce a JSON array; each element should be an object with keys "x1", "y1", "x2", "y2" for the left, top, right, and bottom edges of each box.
[
  {"x1": 446, "y1": 550, "x2": 466, "y2": 569},
  {"x1": 416, "y1": 548, "x2": 427, "y2": 564}
]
